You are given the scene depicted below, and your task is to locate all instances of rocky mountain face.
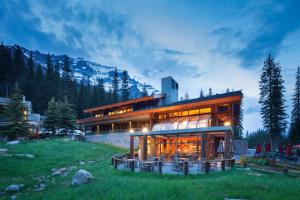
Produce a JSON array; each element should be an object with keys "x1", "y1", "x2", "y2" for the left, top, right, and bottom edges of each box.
[{"x1": 9, "y1": 45, "x2": 158, "y2": 98}]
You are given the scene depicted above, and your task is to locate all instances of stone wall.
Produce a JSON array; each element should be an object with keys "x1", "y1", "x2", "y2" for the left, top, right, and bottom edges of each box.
[{"x1": 85, "y1": 133, "x2": 138, "y2": 149}]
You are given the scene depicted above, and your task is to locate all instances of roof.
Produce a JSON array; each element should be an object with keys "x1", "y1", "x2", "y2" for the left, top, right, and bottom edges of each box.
[
  {"x1": 78, "y1": 91, "x2": 243, "y2": 124},
  {"x1": 165, "y1": 91, "x2": 243, "y2": 107},
  {"x1": 84, "y1": 93, "x2": 165, "y2": 113},
  {"x1": 130, "y1": 126, "x2": 232, "y2": 136}
]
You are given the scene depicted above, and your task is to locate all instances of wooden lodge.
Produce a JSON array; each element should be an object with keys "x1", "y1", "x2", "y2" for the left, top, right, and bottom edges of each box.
[{"x1": 78, "y1": 77, "x2": 243, "y2": 162}]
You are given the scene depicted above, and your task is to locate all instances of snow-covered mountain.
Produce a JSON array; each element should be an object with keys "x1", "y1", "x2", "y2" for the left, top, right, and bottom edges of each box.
[{"x1": 12, "y1": 45, "x2": 158, "y2": 98}]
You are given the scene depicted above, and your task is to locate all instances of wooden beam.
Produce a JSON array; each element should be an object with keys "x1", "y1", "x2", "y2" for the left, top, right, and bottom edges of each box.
[
  {"x1": 143, "y1": 136, "x2": 147, "y2": 160},
  {"x1": 201, "y1": 132, "x2": 206, "y2": 160},
  {"x1": 130, "y1": 136, "x2": 134, "y2": 159}
]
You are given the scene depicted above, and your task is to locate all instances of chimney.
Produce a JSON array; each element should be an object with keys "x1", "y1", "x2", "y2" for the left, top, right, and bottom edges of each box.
[{"x1": 161, "y1": 76, "x2": 178, "y2": 105}]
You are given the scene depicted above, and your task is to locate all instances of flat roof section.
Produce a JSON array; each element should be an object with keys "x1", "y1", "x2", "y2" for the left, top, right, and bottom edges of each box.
[
  {"x1": 130, "y1": 126, "x2": 232, "y2": 136},
  {"x1": 83, "y1": 93, "x2": 165, "y2": 113}
]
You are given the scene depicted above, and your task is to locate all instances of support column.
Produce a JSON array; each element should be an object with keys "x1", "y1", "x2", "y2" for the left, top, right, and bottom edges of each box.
[
  {"x1": 196, "y1": 135, "x2": 199, "y2": 160},
  {"x1": 201, "y1": 132, "x2": 206, "y2": 160},
  {"x1": 224, "y1": 131, "x2": 230, "y2": 159},
  {"x1": 130, "y1": 136, "x2": 134, "y2": 159},
  {"x1": 151, "y1": 136, "x2": 156, "y2": 157},
  {"x1": 143, "y1": 136, "x2": 147, "y2": 160},
  {"x1": 111, "y1": 123, "x2": 115, "y2": 132},
  {"x1": 96, "y1": 125, "x2": 100, "y2": 134},
  {"x1": 129, "y1": 121, "x2": 132, "y2": 130}
]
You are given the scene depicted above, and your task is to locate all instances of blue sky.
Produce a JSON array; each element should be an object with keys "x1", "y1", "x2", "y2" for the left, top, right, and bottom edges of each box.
[{"x1": 1, "y1": 0, "x2": 300, "y2": 133}]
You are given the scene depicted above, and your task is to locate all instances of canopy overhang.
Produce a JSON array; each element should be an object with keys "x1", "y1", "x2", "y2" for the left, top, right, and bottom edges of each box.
[{"x1": 130, "y1": 126, "x2": 232, "y2": 136}]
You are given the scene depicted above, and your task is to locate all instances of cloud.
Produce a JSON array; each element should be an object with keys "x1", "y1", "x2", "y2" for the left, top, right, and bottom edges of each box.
[{"x1": 1, "y1": 0, "x2": 299, "y2": 133}]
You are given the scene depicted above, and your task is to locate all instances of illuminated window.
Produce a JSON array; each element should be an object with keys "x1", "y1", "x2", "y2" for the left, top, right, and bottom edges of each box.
[
  {"x1": 182, "y1": 110, "x2": 189, "y2": 116},
  {"x1": 170, "y1": 112, "x2": 178, "y2": 118},
  {"x1": 189, "y1": 109, "x2": 199, "y2": 115},
  {"x1": 178, "y1": 117, "x2": 188, "y2": 129},
  {"x1": 224, "y1": 121, "x2": 231, "y2": 126},
  {"x1": 199, "y1": 107, "x2": 211, "y2": 114},
  {"x1": 23, "y1": 110, "x2": 28, "y2": 116}
]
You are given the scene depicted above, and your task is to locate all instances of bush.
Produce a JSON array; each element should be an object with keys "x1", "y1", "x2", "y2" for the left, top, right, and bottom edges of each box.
[{"x1": 256, "y1": 158, "x2": 268, "y2": 166}]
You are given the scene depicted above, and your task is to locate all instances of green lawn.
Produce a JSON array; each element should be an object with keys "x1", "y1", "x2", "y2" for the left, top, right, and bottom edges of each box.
[{"x1": 0, "y1": 139, "x2": 299, "y2": 200}]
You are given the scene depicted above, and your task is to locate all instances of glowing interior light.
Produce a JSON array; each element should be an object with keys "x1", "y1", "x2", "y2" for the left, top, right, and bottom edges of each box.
[
  {"x1": 142, "y1": 127, "x2": 148, "y2": 132},
  {"x1": 224, "y1": 121, "x2": 231, "y2": 126},
  {"x1": 129, "y1": 129, "x2": 134, "y2": 133}
]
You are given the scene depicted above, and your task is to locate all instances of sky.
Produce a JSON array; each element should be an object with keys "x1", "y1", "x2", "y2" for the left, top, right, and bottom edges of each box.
[{"x1": 1, "y1": 0, "x2": 300, "y2": 133}]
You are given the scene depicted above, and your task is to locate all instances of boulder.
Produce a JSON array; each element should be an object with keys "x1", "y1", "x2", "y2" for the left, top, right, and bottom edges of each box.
[
  {"x1": 0, "y1": 149, "x2": 8, "y2": 156},
  {"x1": 5, "y1": 184, "x2": 24, "y2": 192},
  {"x1": 52, "y1": 167, "x2": 68, "y2": 176},
  {"x1": 34, "y1": 183, "x2": 46, "y2": 192},
  {"x1": 15, "y1": 154, "x2": 35, "y2": 159},
  {"x1": 71, "y1": 169, "x2": 95, "y2": 186},
  {"x1": 6, "y1": 141, "x2": 19, "y2": 145}
]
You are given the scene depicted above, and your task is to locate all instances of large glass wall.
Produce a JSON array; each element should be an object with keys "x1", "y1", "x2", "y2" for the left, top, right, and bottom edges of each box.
[{"x1": 152, "y1": 114, "x2": 211, "y2": 131}]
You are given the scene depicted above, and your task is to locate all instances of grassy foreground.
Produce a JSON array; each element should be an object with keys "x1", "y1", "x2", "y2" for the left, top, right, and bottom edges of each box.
[{"x1": 0, "y1": 139, "x2": 300, "y2": 200}]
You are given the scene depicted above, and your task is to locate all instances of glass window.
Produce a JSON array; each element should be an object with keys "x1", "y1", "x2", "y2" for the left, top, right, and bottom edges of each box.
[
  {"x1": 187, "y1": 116, "x2": 199, "y2": 128},
  {"x1": 182, "y1": 110, "x2": 189, "y2": 116},
  {"x1": 170, "y1": 112, "x2": 178, "y2": 118},
  {"x1": 189, "y1": 109, "x2": 199, "y2": 115},
  {"x1": 197, "y1": 114, "x2": 211, "y2": 128},
  {"x1": 199, "y1": 107, "x2": 211, "y2": 114},
  {"x1": 178, "y1": 117, "x2": 188, "y2": 129},
  {"x1": 169, "y1": 118, "x2": 179, "y2": 130}
]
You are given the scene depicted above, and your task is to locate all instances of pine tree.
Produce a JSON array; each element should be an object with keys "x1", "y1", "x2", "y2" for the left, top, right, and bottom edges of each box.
[
  {"x1": 234, "y1": 99, "x2": 244, "y2": 139},
  {"x1": 0, "y1": 43, "x2": 12, "y2": 96},
  {"x1": 259, "y1": 54, "x2": 287, "y2": 150},
  {"x1": 121, "y1": 70, "x2": 130, "y2": 101},
  {"x1": 61, "y1": 56, "x2": 74, "y2": 101},
  {"x1": 1, "y1": 84, "x2": 29, "y2": 140},
  {"x1": 112, "y1": 67, "x2": 119, "y2": 102},
  {"x1": 208, "y1": 88, "x2": 213, "y2": 96},
  {"x1": 59, "y1": 97, "x2": 76, "y2": 130},
  {"x1": 199, "y1": 89, "x2": 204, "y2": 98},
  {"x1": 12, "y1": 45, "x2": 26, "y2": 82},
  {"x1": 98, "y1": 78, "x2": 106, "y2": 105},
  {"x1": 141, "y1": 83, "x2": 148, "y2": 97},
  {"x1": 44, "y1": 98, "x2": 60, "y2": 134},
  {"x1": 289, "y1": 66, "x2": 300, "y2": 144},
  {"x1": 184, "y1": 91, "x2": 189, "y2": 100}
]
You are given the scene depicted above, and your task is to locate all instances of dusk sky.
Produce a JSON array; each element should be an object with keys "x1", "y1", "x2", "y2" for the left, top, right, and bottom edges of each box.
[{"x1": 1, "y1": 0, "x2": 300, "y2": 133}]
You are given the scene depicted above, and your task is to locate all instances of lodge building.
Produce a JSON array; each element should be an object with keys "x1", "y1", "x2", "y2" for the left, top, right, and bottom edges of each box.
[{"x1": 78, "y1": 77, "x2": 243, "y2": 161}]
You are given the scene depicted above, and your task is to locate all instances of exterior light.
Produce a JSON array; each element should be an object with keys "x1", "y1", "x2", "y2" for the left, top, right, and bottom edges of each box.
[
  {"x1": 224, "y1": 121, "x2": 231, "y2": 126},
  {"x1": 23, "y1": 110, "x2": 28, "y2": 116},
  {"x1": 129, "y1": 129, "x2": 134, "y2": 133},
  {"x1": 142, "y1": 127, "x2": 148, "y2": 132}
]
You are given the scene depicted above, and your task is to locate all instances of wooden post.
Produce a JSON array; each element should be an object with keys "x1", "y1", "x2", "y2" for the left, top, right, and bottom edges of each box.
[
  {"x1": 283, "y1": 167, "x2": 288, "y2": 176},
  {"x1": 221, "y1": 160, "x2": 225, "y2": 171},
  {"x1": 130, "y1": 136, "x2": 134, "y2": 159},
  {"x1": 184, "y1": 161, "x2": 189, "y2": 176},
  {"x1": 130, "y1": 160, "x2": 135, "y2": 172},
  {"x1": 143, "y1": 136, "x2": 147, "y2": 160},
  {"x1": 114, "y1": 158, "x2": 118, "y2": 169},
  {"x1": 129, "y1": 121, "x2": 132, "y2": 130},
  {"x1": 159, "y1": 161, "x2": 162, "y2": 174},
  {"x1": 111, "y1": 123, "x2": 115, "y2": 132},
  {"x1": 205, "y1": 161, "x2": 210, "y2": 173},
  {"x1": 196, "y1": 135, "x2": 199, "y2": 160},
  {"x1": 201, "y1": 133, "x2": 206, "y2": 160},
  {"x1": 96, "y1": 125, "x2": 100, "y2": 134},
  {"x1": 152, "y1": 136, "x2": 156, "y2": 157}
]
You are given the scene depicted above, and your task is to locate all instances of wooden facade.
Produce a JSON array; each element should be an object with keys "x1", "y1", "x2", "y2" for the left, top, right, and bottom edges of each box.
[{"x1": 78, "y1": 91, "x2": 242, "y2": 161}]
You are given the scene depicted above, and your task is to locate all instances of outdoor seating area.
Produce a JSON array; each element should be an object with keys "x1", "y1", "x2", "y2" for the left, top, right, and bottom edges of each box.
[
  {"x1": 112, "y1": 154, "x2": 235, "y2": 175},
  {"x1": 254, "y1": 144, "x2": 300, "y2": 165}
]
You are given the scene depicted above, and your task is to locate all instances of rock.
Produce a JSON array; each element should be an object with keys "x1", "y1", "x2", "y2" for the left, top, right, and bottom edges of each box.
[
  {"x1": 11, "y1": 195, "x2": 17, "y2": 200},
  {"x1": 69, "y1": 166, "x2": 77, "y2": 170},
  {"x1": 5, "y1": 184, "x2": 24, "y2": 192},
  {"x1": 87, "y1": 160, "x2": 96, "y2": 164},
  {"x1": 15, "y1": 154, "x2": 35, "y2": 159},
  {"x1": 79, "y1": 161, "x2": 85, "y2": 165},
  {"x1": 248, "y1": 172, "x2": 262, "y2": 176},
  {"x1": 6, "y1": 141, "x2": 19, "y2": 145},
  {"x1": 0, "y1": 149, "x2": 8, "y2": 156},
  {"x1": 52, "y1": 167, "x2": 67, "y2": 176},
  {"x1": 34, "y1": 183, "x2": 46, "y2": 192},
  {"x1": 71, "y1": 169, "x2": 95, "y2": 186}
]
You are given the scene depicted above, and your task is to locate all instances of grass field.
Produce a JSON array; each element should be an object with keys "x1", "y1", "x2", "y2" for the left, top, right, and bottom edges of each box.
[{"x1": 0, "y1": 138, "x2": 300, "y2": 200}]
